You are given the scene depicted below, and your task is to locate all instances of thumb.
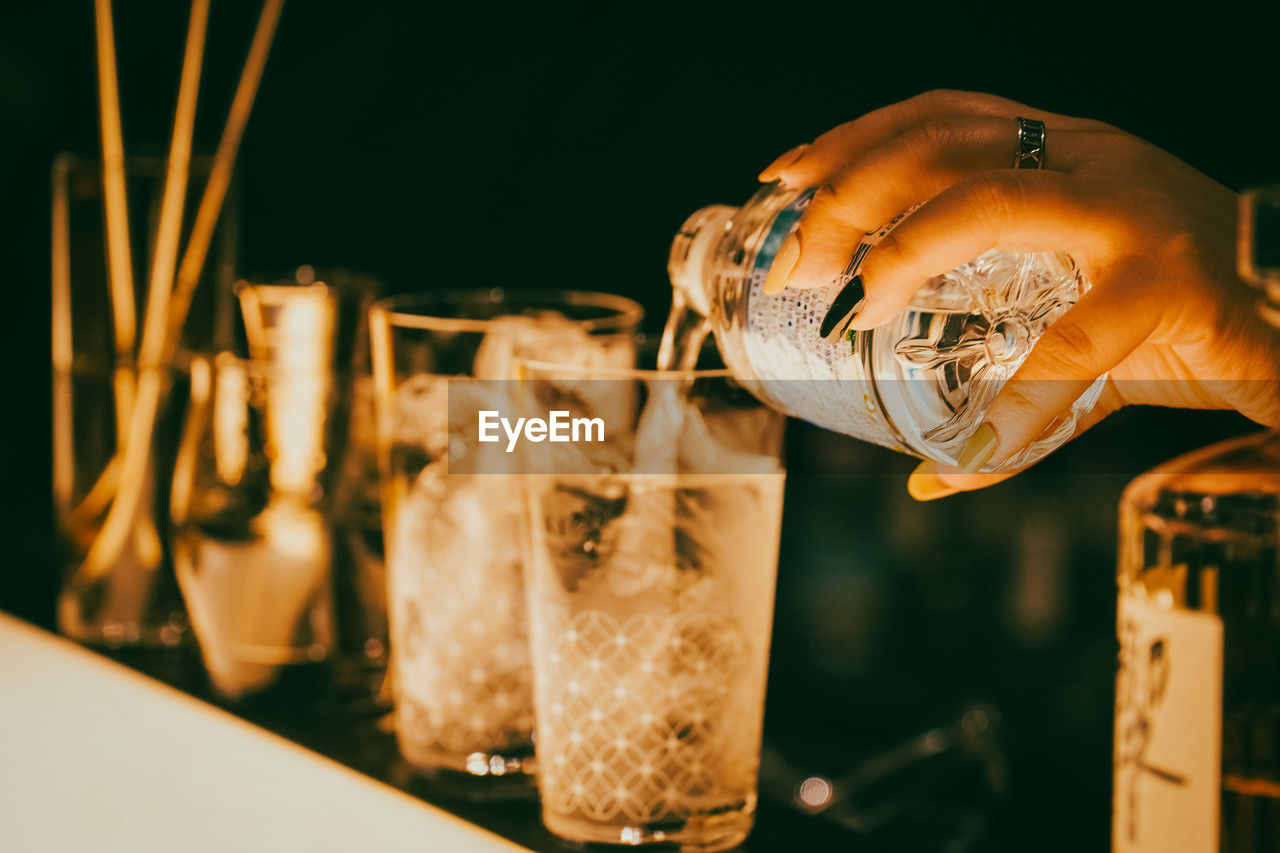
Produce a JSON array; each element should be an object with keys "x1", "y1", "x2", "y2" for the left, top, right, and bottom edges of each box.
[{"x1": 906, "y1": 381, "x2": 1124, "y2": 501}]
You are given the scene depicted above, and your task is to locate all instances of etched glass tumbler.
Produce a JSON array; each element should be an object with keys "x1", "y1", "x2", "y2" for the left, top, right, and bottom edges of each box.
[
  {"x1": 368, "y1": 289, "x2": 642, "y2": 798},
  {"x1": 518, "y1": 355, "x2": 786, "y2": 850}
]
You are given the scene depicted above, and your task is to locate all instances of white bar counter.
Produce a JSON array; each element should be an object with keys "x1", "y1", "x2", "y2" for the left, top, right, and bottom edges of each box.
[{"x1": 0, "y1": 612, "x2": 529, "y2": 852}]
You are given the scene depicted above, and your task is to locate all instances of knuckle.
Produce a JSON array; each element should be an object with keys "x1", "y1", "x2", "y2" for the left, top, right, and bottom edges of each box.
[
  {"x1": 985, "y1": 378, "x2": 1063, "y2": 445},
  {"x1": 1033, "y1": 318, "x2": 1104, "y2": 379},
  {"x1": 907, "y1": 119, "x2": 954, "y2": 154},
  {"x1": 1089, "y1": 127, "x2": 1129, "y2": 148},
  {"x1": 809, "y1": 178, "x2": 869, "y2": 231},
  {"x1": 804, "y1": 184, "x2": 842, "y2": 221},
  {"x1": 914, "y1": 88, "x2": 999, "y2": 116},
  {"x1": 967, "y1": 171, "x2": 1028, "y2": 233},
  {"x1": 914, "y1": 88, "x2": 969, "y2": 109},
  {"x1": 864, "y1": 230, "x2": 916, "y2": 282},
  {"x1": 989, "y1": 379, "x2": 1047, "y2": 420}
]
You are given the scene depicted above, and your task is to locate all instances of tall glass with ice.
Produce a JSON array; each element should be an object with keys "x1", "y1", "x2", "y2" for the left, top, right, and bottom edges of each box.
[
  {"x1": 367, "y1": 290, "x2": 641, "y2": 798},
  {"x1": 517, "y1": 355, "x2": 786, "y2": 849}
]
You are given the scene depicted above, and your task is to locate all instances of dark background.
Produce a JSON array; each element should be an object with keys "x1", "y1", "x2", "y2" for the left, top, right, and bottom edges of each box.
[{"x1": 2, "y1": 3, "x2": 1275, "y2": 850}]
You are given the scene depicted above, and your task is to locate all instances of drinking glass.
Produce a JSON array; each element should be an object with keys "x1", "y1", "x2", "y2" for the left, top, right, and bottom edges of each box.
[
  {"x1": 170, "y1": 271, "x2": 390, "y2": 704},
  {"x1": 170, "y1": 281, "x2": 342, "y2": 700},
  {"x1": 52, "y1": 152, "x2": 238, "y2": 648},
  {"x1": 518, "y1": 355, "x2": 786, "y2": 850},
  {"x1": 368, "y1": 289, "x2": 642, "y2": 798}
]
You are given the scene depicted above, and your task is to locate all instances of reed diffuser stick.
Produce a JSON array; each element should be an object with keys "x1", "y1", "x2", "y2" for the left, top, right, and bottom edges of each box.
[
  {"x1": 166, "y1": 0, "x2": 286, "y2": 358},
  {"x1": 51, "y1": 155, "x2": 75, "y2": 520},
  {"x1": 136, "y1": 0, "x2": 210, "y2": 371},
  {"x1": 79, "y1": 0, "x2": 211, "y2": 581},
  {"x1": 93, "y1": 0, "x2": 137, "y2": 440},
  {"x1": 68, "y1": 0, "x2": 274, "y2": 530},
  {"x1": 80, "y1": 0, "x2": 284, "y2": 582}
]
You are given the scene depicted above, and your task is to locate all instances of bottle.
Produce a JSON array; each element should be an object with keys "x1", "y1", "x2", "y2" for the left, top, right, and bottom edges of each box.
[
  {"x1": 1112, "y1": 186, "x2": 1280, "y2": 853},
  {"x1": 667, "y1": 182, "x2": 1104, "y2": 471}
]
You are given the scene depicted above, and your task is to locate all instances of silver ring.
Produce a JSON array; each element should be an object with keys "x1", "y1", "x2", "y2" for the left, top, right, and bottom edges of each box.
[{"x1": 1013, "y1": 116, "x2": 1046, "y2": 170}]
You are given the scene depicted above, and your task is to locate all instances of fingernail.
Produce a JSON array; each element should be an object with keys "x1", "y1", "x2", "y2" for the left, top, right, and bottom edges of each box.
[
  {"x1": 819, "y1": 275, "x2": 864, "y2": 342},
  {"x1": 957, "y1": 423, "x2": 998, "y2": 474},
  {"x1": 758, "y1": 143, "x2": 810, "y2": 182},
  {"x1": 764, "y1": 233, "x2": 801, "y2": 294},
  {"x1": 907, "y1": 466, "x2": 957, "y2": 501}
]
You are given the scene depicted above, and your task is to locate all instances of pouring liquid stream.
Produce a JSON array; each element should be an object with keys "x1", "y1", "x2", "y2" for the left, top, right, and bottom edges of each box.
[{"x1": 656, "y1": 289, "x2": 712, "y2": 373}]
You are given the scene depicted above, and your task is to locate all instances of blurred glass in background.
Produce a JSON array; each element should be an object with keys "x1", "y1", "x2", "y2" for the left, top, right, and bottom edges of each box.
[
  {"x1": 368, "y1": 290, "x2": 641, "y2": 798},
  {"x1": 170, "y1": 269, "x2": 387, "y2": 705},
  {"x1": 51, "y1": 152, "x2": 238, "y2": 649}
]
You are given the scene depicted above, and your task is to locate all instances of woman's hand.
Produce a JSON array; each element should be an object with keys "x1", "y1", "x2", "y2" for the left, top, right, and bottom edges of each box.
[{"x1": 758, "y1": 90, "x2": 1280, "y2": 500}]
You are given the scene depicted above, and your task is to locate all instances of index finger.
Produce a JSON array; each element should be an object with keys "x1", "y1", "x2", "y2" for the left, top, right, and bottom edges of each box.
[{"x1": 761, "y1": 89, "x2": 1111, "y2": 188}]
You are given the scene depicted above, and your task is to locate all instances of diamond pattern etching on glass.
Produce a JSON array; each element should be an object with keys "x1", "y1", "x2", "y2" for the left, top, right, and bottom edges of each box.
[{"x1": 536, "y1": 609, "x2": 755, "y2": 825}]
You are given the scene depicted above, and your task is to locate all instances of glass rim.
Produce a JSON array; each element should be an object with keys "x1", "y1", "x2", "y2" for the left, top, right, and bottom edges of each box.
[
  {"x1": 369, "y1": 288, "x2": 644, "y2": 334},
  {"x1": 189, "y1": 350, "x2": 352, "y2": 371},
  {"x1": 517, "y1": 357, "x2": 733, "y2": 381},
  {"x1": 52, "y1": 150, "x2": 221, "y2": 179}
]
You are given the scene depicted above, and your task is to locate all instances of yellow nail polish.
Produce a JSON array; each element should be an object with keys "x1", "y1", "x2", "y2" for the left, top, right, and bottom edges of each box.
[
  {"x1": 764, "y1": 234, "x2": 800, "y2": 294},
  {"x1": 758, "y1": 143, "x2": 810, "y2": 181},
  {"x1": 957, "y1": 423, "x2": 998, "y2": 474},
  {"x1": 907, "y1": 467, "x2": 955, "y2": 501}
]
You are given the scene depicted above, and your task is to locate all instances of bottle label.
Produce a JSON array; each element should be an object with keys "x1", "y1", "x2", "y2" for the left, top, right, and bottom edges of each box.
[
  {"x1": 1113, "y1": 589, "x2": 1222, "y2": 853},
  {"x1": 742, "y1": 190, "x2": 905, "y2": 450}
]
